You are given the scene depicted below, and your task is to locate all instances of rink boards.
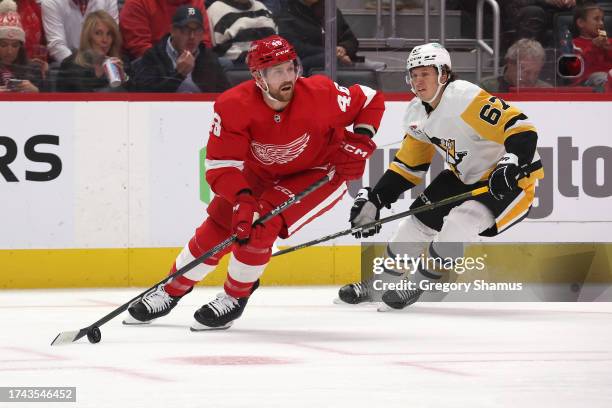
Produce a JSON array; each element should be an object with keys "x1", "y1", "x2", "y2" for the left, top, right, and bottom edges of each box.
[{"x1": 1, "y1": 97, "x2": 611, "y2": 288}]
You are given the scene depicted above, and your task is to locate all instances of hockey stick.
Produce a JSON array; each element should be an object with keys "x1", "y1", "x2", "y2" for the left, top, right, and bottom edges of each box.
[
  {"x1": 272, "y1": 186, "x2": 489, "y2": 257},
  {"x1": 51, "y1": 171, "x2": 334, "y2": 346}
]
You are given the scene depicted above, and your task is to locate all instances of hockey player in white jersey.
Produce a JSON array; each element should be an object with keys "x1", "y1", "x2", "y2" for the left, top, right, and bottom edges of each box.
[{"x1": 337, "y1": 43, "x2": 544, "y2": 310}]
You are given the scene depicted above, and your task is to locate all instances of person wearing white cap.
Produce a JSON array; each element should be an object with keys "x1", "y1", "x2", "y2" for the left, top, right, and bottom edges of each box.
[{"x1": 0, "y1": 0, "x2": 43, "y2": 92}]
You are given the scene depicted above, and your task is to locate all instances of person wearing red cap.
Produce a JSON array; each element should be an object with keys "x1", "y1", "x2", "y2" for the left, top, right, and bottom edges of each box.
[{"x1": 124, "y1": 34, "x2": 385, "y2": 331}]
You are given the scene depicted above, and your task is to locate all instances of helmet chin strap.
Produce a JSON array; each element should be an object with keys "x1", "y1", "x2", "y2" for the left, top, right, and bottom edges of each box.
[
  {"x1": 254, "y1": 61, "x2": 302, "y2": 104},
  {"x1": 255, "y1": 72, "x2": 284, "y2": 104},
  {"x1": 409, "y1": 65, "x2": 448, "y2": 105}
]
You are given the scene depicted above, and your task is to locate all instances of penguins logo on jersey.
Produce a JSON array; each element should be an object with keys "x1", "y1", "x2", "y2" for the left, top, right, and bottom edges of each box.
[{"x1": 429, "y1": 136, "x2": 468, "y2": 174}]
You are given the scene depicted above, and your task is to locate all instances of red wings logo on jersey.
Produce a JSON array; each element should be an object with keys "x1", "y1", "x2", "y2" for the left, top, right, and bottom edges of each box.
[{"x1": 251, "y1": 133, "x2": 310, "y2": 165}]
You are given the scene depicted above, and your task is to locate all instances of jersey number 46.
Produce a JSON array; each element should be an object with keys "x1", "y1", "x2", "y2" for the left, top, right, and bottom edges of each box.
[{"x1": 335, "y1": 83, "x2": 352, "y2": 112}]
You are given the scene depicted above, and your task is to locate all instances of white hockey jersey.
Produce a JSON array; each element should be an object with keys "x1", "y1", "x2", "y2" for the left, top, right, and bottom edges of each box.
[{"x1": 391, "y1": 80, "x2": 544, "y2": 189}]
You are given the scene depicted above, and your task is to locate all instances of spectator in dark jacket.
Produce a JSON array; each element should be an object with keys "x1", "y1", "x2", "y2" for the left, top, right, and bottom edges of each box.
[
  {"x1": 501, "y1": 0, "x2": 576, "y2": 51},
  {"x1": 119, "y1": 0, "x2": 212, "y2": 60},
  {"x1": 277, "y1": 0, "x2": 361, "y2": 75},
  {"x1": 132, "y1": 5, "x2": 229, "y2": 92},
  {"x1": 57, "y1": 10, "x2": 130, "y2": 92}
]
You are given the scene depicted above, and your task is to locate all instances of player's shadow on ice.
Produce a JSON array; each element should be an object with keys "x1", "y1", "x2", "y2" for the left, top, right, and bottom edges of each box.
[
  {"x1": 120, "y1": 323, "x2": 192, "y2": 330},
  {"x1": 223, "y1": 328, "x2": 394, "y2": 343},
  {"x1": 399, "y1": 305, "x2": 580, "y2": 320}
]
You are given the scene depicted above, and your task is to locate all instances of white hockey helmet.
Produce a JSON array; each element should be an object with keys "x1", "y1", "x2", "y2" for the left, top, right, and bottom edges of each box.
[
  {"x1": 406, "y1": 42, "x2": 452, "y2": 72},
  {"x1": 406, "y1": 43, "x2": 452, "y2": 103}
]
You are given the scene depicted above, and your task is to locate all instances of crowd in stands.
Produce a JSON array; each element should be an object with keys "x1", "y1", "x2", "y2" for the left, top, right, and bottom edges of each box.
[
  {"x1": 480, "y1": 38, "x2": 553, "y2": 92},
  {"x1": 0, "y1": 0, "x2": 610, "y2": 93},
  {"x1": 487, "y1": 0, "x2": 612, "y2": 92}
]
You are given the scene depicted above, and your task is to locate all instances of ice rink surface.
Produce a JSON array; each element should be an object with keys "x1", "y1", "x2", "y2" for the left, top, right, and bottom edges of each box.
[{"x1": 1, "y1": 287, "x2": 611, "y2": 408}]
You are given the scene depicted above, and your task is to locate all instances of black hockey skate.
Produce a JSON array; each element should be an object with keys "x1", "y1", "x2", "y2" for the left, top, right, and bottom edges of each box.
[
  {"x1": 336, "y1": 277, "x2": 374, "y2": 304},
  {"x1": 123, "y1": 284, "x2": 192, "y2": 325},
  {"x1": 191, "y1": 294, "x2": 250, "y2": 330},
  {"x1": 380, "y1": 282, "x2": 424, "y2": 311},
  {"x1": 191, "y1": 279, "x2": 260, "y2": 331}
]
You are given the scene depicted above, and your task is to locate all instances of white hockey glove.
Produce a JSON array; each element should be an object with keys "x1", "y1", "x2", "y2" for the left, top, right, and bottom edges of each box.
[
  {"x1": 349, "y1": 187, "x2": 384, "y2": 238},
  {"x1": 488, "y1": 153, "x2": 524, "y2": 201}
]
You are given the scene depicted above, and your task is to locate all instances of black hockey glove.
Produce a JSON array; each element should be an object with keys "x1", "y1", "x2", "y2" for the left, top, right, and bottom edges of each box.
[
  {"x1": 488, "y1": 154, "x2": 524, "y2": 201},
  {"x1": 349, "y1": 187, "x2": 384, "y2": 238}
]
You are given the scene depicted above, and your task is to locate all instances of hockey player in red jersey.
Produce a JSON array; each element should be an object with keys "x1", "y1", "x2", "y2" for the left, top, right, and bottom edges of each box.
[{"x1": 124, "y1": 35, "x2": 385, "y2": 330}]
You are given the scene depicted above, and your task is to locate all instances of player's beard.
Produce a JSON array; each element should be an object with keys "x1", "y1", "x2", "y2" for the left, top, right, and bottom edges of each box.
[{"x1": 269, "y1": 81, "x2": 294, "y2": 102}]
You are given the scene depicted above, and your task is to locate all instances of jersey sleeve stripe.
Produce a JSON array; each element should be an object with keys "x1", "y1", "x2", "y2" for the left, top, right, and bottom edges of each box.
[
  {"x1": 204, "y1": 159, "x2": 245, "y2": 171},
  {"x1": 390, "y1": 163, "x2": 425, "y2": 185},
  {"x1": 357, "y1": 84, "x2": 377, "y2": 108},
  {"x1": 505, "y1": 124, "x2": 537, "y2": 139},
  {"x1": 396, "y1": 134, "x2": 435, "y2": 163},
  {"x1": 503, "y1": 113, "x2": 528, "y2": 132},
  {"x1": 392, "y1": 157, "x2": 430, "y2": 172}
]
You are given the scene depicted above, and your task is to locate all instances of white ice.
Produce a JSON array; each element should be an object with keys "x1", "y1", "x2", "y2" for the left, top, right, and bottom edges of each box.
[{"x1": 1, "y1": 287, "x2": 611, "y2": 408}]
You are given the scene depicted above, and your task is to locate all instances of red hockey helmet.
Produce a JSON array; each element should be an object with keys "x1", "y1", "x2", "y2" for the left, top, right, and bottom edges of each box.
[{"x1": 247, "y1": 35, "x2": 298, "y2": 72}]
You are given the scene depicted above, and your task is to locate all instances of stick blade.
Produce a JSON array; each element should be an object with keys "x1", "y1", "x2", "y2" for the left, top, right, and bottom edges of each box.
[{"x1": 50, "y1": 329, "x2": 82, "y2": 346}]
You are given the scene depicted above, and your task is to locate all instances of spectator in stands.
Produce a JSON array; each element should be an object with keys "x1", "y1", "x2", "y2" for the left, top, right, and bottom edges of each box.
[
  {"x1": 572, "y1": 0, "x2": 612, "y2": 91},
  {"x1": 206, "y1": 0, "x2": 280, "y2": 15},
  {"x1": 57, "y1": 10, "x2": 130, "y2": 91},
  {"x1": 501, "y1": 0, "x2": 576, "y2": 51},
  {"x1": 119, "y1": 0, "x2": 212, "y2": 60},
  {"x1": 132, "y1": 5, "x2": 229, "y2": 92},
  {"x1": 42, "y1": 0, "x2": 118, "y2": 64},
  {"x1": 207, "y1": 0, "x2": 276, "y2": 69},
  {"x1": 278, "y1": 0, "x2": 384, "y2": 76},
  {"x1": 365, "y1": 0, "x2": 438, "y2": 11},
  {"x1": 258, "y1": 0, "x2": 280, "y2": 15},
  {"x1": 0, "y1": 0, "x2": 45, "y2": 91},
  {"x1": 13, "y1": 0, "x2": 46, "y2": 61},
  {"x1": 480, "y1": 38, "x2": 552, "y2": 92}
]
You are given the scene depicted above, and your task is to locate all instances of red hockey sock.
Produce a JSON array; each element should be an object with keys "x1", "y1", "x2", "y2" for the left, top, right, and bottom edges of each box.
[
  {"x1": 164, "y1": 264, "x2": 198, "y2": 297},
  {"x1": 223, "y1": 274, "x2": 255, "y2": 299}
]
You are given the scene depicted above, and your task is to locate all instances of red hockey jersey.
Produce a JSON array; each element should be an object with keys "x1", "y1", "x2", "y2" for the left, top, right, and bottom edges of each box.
[
  {"x1": 205, "y1": 75, "x2": 385, "y2": 203},
  {"x1": 572, "y1": 36, "x2": 612, "y2": 84}
]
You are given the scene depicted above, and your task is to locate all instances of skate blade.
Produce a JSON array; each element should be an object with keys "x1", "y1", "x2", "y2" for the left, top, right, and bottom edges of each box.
[
  {"x1": 122, "y1": 315, "x2": 153, "y2": 325},
  {"x1": 333, "y1": 297, "x2": 376, "y2": 306},
  {"x1": 190, "y1": 321, "x2": 233, "y2": 332},
  {"x1": 377, "y1": 303, "x2": 412, "y2": 312},
  {"x1": 377, "y1": 304, "x2": 395, "y2": 312}
]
